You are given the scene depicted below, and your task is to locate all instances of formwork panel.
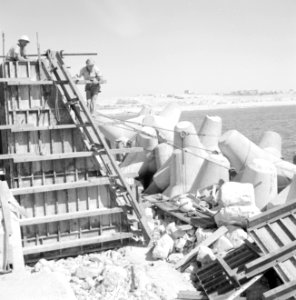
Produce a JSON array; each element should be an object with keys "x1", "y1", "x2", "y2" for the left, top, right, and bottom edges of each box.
[{"x1": 0, "y1": 60, "x2": 130, "y2": 261}]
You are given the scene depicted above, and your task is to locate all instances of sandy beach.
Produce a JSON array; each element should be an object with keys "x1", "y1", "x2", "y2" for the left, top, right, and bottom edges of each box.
[{"x1": 97, "y1": 92, "x2": 296, "y2": 115}]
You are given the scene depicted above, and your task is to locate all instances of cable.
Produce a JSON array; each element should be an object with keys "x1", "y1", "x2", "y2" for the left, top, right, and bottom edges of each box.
[{"x1": 96, "y1": 112, "x2": 220, "y2": 137}]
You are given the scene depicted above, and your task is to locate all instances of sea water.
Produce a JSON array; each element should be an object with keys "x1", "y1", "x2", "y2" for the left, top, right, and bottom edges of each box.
[{"x1": 181, "y1": 105, "x2": 296, "y2": 161}]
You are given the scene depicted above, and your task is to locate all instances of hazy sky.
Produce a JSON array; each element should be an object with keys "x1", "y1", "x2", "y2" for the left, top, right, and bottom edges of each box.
[{"x1": 1, "y1": 0, "x2": 296, "y2": 97}]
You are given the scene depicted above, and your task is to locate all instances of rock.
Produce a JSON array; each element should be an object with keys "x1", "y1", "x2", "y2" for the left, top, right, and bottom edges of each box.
[
  {"x1": 217, "y1": 182, "x2": 256, "y2": 207},
  {"x1": 75, "y1": 266, "x2": 101, "y2": 279},
  {"x1": 176, "y1": 196, "x2": 195, "y2": 212},
  {"x1": 152, "y1": 233, "x2": 174, "y2": 260},
  {"x1": 213, "y1": 235, "x2": 233, "y2": 254},
  {"x1": 144, "y1": 207, "x2": 155, "y2": 218},
  {"x1": 196, "y1": 246, "x2": 216, "y2": 265},
  {"x1": 174, "y1": 234, "x2": 189, "y2": 252},
  {"x1": 101, "y1": 265, "x2": 128, "y2": 293},
  {"x1": 226, "y1": 225, "x2": 249, "y2": 248},
  {"x1": 166, "y1": 222, "x2": 186, "y2": 239},
  {"x1": 167, "y1": 253, "x2": 184, "y2": 264},
  {"x1": 195, "y1": 228, "x2": 214, "y2": 245},
  {"x1": 214, "y1": 205, "x2": 261, "y2": 227}
]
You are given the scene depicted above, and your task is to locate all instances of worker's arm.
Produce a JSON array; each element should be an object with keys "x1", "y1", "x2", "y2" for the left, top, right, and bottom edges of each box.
[{"x1": 14, "y1": 53, "x2": 28, "y2": 62}]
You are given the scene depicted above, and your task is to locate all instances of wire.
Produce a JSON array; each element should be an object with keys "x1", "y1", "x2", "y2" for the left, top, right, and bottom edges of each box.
[
  {"x1": 96, "y1": 118, "x2": 231, "y2": 170},
  {"x1": 96, "y1": 113, "x2": 218, "y2": 154},
  {"x1": 96, "y1": 112, "x2": 220, "y2": 137}
]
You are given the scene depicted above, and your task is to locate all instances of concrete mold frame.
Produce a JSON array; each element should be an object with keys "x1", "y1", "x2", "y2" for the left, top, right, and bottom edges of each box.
[{"x1": 0, "y1": 57, "x2": 133, "y2": 262}]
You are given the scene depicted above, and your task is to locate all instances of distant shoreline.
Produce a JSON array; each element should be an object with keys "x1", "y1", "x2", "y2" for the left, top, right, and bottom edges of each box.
[{"x1": 97, "y1": 99, "x2": 296, "y2": 115}]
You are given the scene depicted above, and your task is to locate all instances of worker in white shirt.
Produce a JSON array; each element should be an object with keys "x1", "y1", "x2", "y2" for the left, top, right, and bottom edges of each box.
[
  {"x1": 6, "y1": 35, "x2": 30, "y2": 61},
  {"x1": 77, "y1": 59, "x2": 102, "y2": 114}
]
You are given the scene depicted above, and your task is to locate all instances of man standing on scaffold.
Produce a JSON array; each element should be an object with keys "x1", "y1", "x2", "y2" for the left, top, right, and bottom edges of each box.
[{"x1": 76, "y1": 59, "x2": 102, "y2": 115}]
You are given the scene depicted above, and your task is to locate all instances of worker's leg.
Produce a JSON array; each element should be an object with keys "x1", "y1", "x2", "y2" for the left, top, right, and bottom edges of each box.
[
  {"x1": 90, "y1": 93, "x2": 98, "y2": 114},
  {"x1": 86, "y1": 90, "x2": 91, "y2": 110},
  {"x1": 89, "y1": 84, "x2": 100, "y2": 114}
]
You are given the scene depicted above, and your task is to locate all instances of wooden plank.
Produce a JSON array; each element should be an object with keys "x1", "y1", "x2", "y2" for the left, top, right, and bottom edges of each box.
[
  {"x1": 109, "y1": 147, "x2": 144, "y2": 154},
  {"x1": 0, "y1": 154, "x2": 14, "y2": 160},
  {"x1": 11, "y1": 178, "x2": 110, "y2": 195},
  {"x1": 263, "y1": 280, "x2": 296, "y2": 300},
  {"x1": 20, "y1": 207, "x2": 123, "y2": 226},
  {"x1": 248, "y1": 201, "x2": 296, "y2": 230},
  {"x1": 13, "y1": 151, "x2": 93, "y2": 163},
  {"x1": 23, "y1": 232, "x2": 132, "y2": 255},
  {"x1": 7, "y1": 80, "x2": 53, "y2": 86},
  {"x1": 0, "y1": 78, "x2": 53, "y2": 84},
  {"x1": 154, "y1": 202, "x2": 192, "y2": 224},
  {"x1": 9, "y1": 108, "x2": 51, "y2": 112},
  {"x1": 216, "y1": 255, "x2": 239, "y2": 286},
  {"x1": 245, "y1": 240, "x2": 296, "y2": 278},
  {"x1": 176, "y1": 290, "x2": 207, "y2": 300},
  {"x1": 0, "y1": 181, "x2": 25, "y2": 272},
  {"x1": 10, "y1": 123, "x2": 90, "y2": 132},
  {"x1": 175, "y1": 226, "x2": 228, "y2": 270}
]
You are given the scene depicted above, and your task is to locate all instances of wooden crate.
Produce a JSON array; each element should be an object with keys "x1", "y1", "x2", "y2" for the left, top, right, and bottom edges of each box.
[
  {"x1": 196, "y1": 243, "x2": 260, "y2": 300},
  {"x1": 247, "y1": 201, "x2": 296, "y2": 300}
]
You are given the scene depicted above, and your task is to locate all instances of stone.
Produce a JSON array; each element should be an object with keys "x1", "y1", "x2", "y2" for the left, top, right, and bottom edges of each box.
[
  {"x1": 213, "y1": 235, "x2": 234, "y2": 254},
  {"x1": 196, "y1": 246, "x2": 216, "y2": 265},
  {"x1": 167, "y1": 253, "x2": 184, "y2": 264},
  {"x1": 195, "y1": 228, "x2": 214, "y2": 245},
  {"x1": 152, "y1": 233, "x2": 174, "y2": 260},
  {"x1": 75, "y1": 266, "x2": 101, "y2": 279}
]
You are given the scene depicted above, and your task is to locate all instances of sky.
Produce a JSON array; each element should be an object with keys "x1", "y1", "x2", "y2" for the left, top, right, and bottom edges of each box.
[{"x1": 1, "y1": 0, "x2": 296, "y2": 97}]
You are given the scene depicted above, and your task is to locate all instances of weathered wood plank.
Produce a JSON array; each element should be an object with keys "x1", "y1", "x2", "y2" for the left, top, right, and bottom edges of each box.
[
  {"x1": 23, "y1": 232, "x2": 132, "y2": 255},
  {"x1": 263, "y1": 280, "x2": 296, "y2": 300},
  {"x1": 20, "y1": 207, "x2": 123, "y2": 226},
  {"x1": 245, "y1": 240, "x2": 296, "y2": 278},
  {"x1": 11, "y1": 178, "x2": 110, "y2": 195},
  {"x1": 13, "y1": 151, "x2": 93, "y2": 163},
  {"x1": 248, "y1": 201, "x2": 296, "y2": 230}
]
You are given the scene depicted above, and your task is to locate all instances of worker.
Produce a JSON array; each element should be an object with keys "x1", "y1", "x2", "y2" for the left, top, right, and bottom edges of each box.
[
  {"x1": 6, "y1": 35, "x2": 30, "y2": 61},
  {"x1": 77, "y1": 59, "x2": 102, "y2": 115}
]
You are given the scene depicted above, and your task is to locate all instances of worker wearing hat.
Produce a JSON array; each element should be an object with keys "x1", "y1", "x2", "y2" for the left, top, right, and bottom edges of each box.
[
  {"x1": 77, "y1": 58, "x2": 102, "y2": 115},
  {"x1": 6, "y1": 35, "x2": 30, "y2": 61}
]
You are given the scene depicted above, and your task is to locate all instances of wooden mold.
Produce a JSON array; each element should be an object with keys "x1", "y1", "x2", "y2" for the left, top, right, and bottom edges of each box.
[{"x1": 0, "y1": 58, "x2": 138, "y2": 262}]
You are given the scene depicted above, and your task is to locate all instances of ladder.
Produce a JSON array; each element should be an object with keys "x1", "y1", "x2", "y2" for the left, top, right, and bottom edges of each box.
[{"x1": 42, "y1": 50, "x2": 151, "y2": 242}]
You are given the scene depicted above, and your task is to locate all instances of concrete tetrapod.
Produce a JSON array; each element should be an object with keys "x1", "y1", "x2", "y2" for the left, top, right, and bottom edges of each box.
[
  {"x1": 174, "y1": 121, "x2": 205, "y2": 151},
  {"x1": 120, "y1": 126, "x2": 158, "y2": 178},
  {"x1": 219, "y1": 130, "x2": 296, "y2": 190},
  {"x1": 143, "y1": 143, "x2": 174, "y2": 193},
  {"x1": 267, "y1": 174, "x2": 296, "y2": 209},
  {"x1": 258, "y1": 130, "x2": 282, "y2": 159},
  {"x1": 163, "y1": 148, "x2": 206, "y2": 198},
  {"x1": 190, "y1": 153, "x2": 230, "y2": 194},
  {"x1": 239, "y1": 158, "x2": 278, "y2": 210},
  {"x1": 142, "y1": 103, "x2": 182, "y2": 143},
  {"x1": 198, "y1": 115, "x2": 222, "y2": 152},
  {"x1": 155, "y1": 143, "x2": 174, "y2": 170},
  {"x1": 98, "y1": 114, "x2": 145, "y2": 147},
  {"x1": 97, "y1": 106, "x2": 154, "y2": 147},
  {"x1": 145, "y1": 121, "x2": 207, "y2": 194}
]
